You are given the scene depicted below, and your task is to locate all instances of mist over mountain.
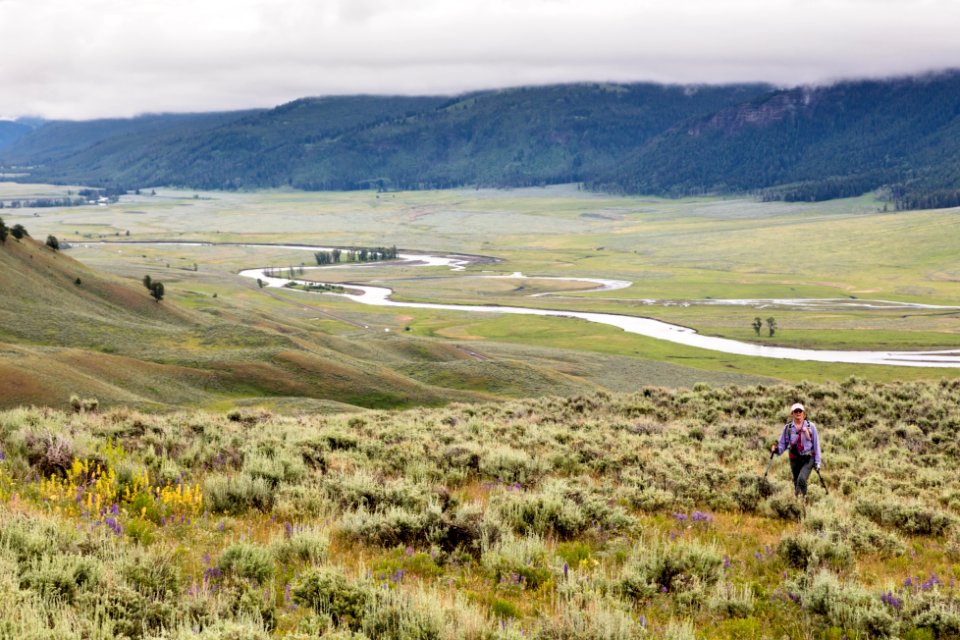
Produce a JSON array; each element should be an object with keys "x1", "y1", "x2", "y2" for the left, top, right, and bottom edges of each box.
[{"x1": 3, "y1": 72, "x2": 960, "y2": 209}]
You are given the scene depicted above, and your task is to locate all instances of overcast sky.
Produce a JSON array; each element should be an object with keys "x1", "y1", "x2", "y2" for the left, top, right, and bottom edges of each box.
[{"x1": 1, "y1": 0, "x2": 959, "y2": 120}]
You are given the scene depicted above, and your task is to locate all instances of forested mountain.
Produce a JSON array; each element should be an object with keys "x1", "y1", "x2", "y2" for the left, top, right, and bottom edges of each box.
[
  {"x1": 591, "y1": 71, "x2": 960, "y2": 209},
  {"x1": 0, "y1": 84, "x2": 768, "y2": 190},
  {"x1": 3, "y1": 73, "x2": 960, "y2": 208},
  {"x1": 0, "y1": 120, "x2": 31, "y2": 151}
]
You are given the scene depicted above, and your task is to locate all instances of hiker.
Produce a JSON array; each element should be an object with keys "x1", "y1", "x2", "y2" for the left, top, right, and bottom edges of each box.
[{"x1": 770, "y1": 403, "x2": 821, "y2": 497}]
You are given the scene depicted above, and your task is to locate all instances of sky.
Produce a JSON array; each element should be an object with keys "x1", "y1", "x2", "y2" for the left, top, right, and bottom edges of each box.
[{"x1": 1, "y1": 0, "x2": 959, "y2": 120}]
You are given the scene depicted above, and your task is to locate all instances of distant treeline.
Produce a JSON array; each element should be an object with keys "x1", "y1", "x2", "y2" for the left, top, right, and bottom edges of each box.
[{"x1": 0, "y1": 187, "x2": 125, "y2": 209}]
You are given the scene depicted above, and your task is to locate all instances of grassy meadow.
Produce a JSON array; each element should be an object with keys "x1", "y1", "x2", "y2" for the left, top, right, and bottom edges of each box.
[
  {"x1": 3, "y1": 186, "x2": 960, "y2": 639},
  {"x1": 3, "y1": 182, "x2": 960, "y2": 409},
  {"x1": 2, "y1": 380, "x2": 960, "y2": 639}
]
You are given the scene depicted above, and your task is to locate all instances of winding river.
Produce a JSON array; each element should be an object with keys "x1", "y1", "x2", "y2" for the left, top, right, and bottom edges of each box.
[
  {"x1": 78, "y1": 242, "x2": 960, "y2": 368},
  {"x1": 237, "y1": 247, "x2": 960, "y2": 368}
]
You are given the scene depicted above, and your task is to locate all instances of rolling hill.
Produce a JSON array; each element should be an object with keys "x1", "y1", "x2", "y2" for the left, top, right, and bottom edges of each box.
[{"x1": 0, "y1": 231, "x2": 767, "y2": 411}]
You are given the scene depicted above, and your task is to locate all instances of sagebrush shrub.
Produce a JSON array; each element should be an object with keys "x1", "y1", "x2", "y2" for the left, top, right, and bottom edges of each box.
[
  {"x1": 620, "y1": 538, "x2": 723, "y2": 600},
  {"x1": 218, "y1": 543, "x2": 275, "y2": 584},
  {"x1": 203, "y1": 473, "x2": 274, "y2": 514},
  {"x1": 292, "y1": 568, "x2": 370, "y2": 629}
]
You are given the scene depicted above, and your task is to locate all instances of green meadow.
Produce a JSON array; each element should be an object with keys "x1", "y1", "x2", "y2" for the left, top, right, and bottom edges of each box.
[
  {"x1": 3, "y1": 182, "x2": 960, "y2": 412},
  {"x1": 4, "y1": 185, "x2": 960, "y2": 639}
]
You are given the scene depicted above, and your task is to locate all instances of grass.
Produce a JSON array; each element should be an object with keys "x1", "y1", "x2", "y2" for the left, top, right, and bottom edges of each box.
[
  {"x1": 3, "y1": 184, "x2": 960, "y2": 412},
  {"x1": 2, "y1": 380, "x2": 960, "y2": 638}
]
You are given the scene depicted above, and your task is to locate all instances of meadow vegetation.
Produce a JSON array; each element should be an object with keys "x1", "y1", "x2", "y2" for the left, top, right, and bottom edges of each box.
[{"x1": 2, "y1": 378, "x2": 960, "y2": 638}]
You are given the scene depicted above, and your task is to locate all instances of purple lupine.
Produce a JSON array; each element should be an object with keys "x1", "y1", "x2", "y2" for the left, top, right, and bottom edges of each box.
[
  {"x1": 881, "y1": 591, "x2": 903, "y2": 611},
  {"x1": 723, "y1": 556, "x2": 731, "y2": 569},
  {"x1": 284, "y1": 522, "x2": 294, "y2": 539},
  {"x1": 639, "y1": 615, "x2": 646, "y2": 629},
  {"x1": 203, "y1": 566, "x2": 223, "y2": 584},
  {"x1": 673, "y1": 512, "x2": 688, "y2": 522},
  {"x1": 563, "y1": 563, "x2": 569, "y2": 580},
  {"x1": 0, "y1": 449, "x2": 5, "y2": 462}
]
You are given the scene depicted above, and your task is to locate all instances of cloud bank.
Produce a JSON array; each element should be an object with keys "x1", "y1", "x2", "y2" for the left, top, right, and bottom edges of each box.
[{"x1": 2, "y1": 0, "x2": 959, "y2": 119}]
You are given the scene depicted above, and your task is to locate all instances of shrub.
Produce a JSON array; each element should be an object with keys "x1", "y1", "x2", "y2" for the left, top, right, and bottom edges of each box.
[
  {"x1": 121, "y1": 549, "x2": 182, "y2": 598},
  {"x1": 147, "y1": 620, "x2": 271, "y2": 640},
  {"x1": 853, "y1": 498, "x2": 955, "y2": 536},
  {"x1": 338, "y1": 505, "x2": 444, "y2": 549},
  {"x1": 533, "y1": 597, "x2": 643, "y2": 640},
  {"x1": 707, "y1": 582, "x2": 756, "y2": 618},
  {"x1": 620, "y1": 538, "x2": 723, "y2": 601},
  {"x1": 19, "y1": 554, "x2": 101, "y2": 604},
  {"x1": 778, "y1": 530, "x2": 853, "y2": 570},
  {"x1": 479, "y1": 446, "x2": 546, "y2": 485},
  {"x1": 804, "y1": 508, "x2": 905, "y2": 557},
  {"x1": 22, "y1": 431, "x2": 75, "y2": 477},
  {"x1": 271, "y1": 526, "x2": 330, "y2": 565},
  {"x1": 360, "y1": 589, "x2": 444, "y2": 640},
  {"x1": 761, "y1": 493, "x2": 803, "y2": 521},
  {"x1": 490, "y1": 487, "x2": 587, "y2": 539},
  {"x1": 243, "y1": 452, "x2": 306, "y2": 488},
  {"x1": 292, "y1": 569, "x2": 371, "y2": 629},
  {"x1": 204, "y1": 473, "x2": 275, "y2": 514},
  {"x1": 794, "y1": 570, "x2": 898, "y2": 639},
  {"x1": 218, "y1": 543, "x2": 275, "y2": 584},
  {"x1": 482, "y1": 533, "x2": 552, "y2": 590}
]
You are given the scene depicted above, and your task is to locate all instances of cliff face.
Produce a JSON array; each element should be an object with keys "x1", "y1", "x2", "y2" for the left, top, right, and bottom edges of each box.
[{"x1": 686, "y1": 88, "x2": 819, "y2": 136}]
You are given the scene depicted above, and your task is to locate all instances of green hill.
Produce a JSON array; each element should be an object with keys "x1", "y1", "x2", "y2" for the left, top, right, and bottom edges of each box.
[
  {"x1": 0, "y1": 120, "x2": 31, "y2": 150},
  {"x1": 592, "y1": 70, "x2": 960, "y2": 208},
  {"x1": 7, "y1": 74, "x2": 960, "y2": 208},
  {"x1": 0, "y1": 84, "x2": 769, "y2": 190},
  {"x1": 0, "y1": 229, "x2": 767, "y2": 411}
]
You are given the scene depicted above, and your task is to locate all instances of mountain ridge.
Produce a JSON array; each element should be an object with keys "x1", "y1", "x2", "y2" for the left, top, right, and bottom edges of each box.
[{"x1": 3, "y1": 72, "x2": 960, "y2": 208}]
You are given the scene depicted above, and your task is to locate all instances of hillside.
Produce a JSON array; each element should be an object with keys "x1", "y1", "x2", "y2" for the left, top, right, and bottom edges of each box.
[
  {"x1": 0, "y1": 83, "x2": 770, "y2": 190},
  {"x1": 593, "y1": 71, "x2": 960, "y2": 208},
  {"x1": 0, "y1": 120, "x2": 31, "y2": 151},
  {"x1": 0, "y1": 230, "x2": 768, "y2": 411},
  {"x1": 1, "y1": 380, "x2": 959, "y2": 638},
  {"x1": 4, "y1": 74, "x2": 960, "y2": 207}
]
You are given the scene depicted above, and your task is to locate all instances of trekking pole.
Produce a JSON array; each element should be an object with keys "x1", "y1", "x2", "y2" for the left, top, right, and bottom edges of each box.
[
  {"x1": 762, "y1": 449, "x2": 776, "y2": 478},
  {"x1": 815, "y1": 467, "x2": 830, "y2": 495}
]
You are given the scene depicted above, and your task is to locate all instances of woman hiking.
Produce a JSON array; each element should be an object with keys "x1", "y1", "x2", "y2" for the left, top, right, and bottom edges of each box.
[{"x1": 770, "y1": 403, "x2": 822, "y2": 499}]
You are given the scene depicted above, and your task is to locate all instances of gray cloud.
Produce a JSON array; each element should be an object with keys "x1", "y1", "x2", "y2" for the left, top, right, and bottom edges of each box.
[{"x1": 2, "y1": 0, "x2": 959, "y2": 119}]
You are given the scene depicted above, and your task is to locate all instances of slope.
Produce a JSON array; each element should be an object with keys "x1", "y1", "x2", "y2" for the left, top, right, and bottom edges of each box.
[
  {"x1": 0, "y1": 84, "x2": 770, "y2": 190},
  {"x1": 595, "y1": 71, "x2": 960, "y2": 206}
]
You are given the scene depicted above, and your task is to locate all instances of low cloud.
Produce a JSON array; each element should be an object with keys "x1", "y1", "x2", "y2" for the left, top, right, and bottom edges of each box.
[{"x1": 1, "y1": 0, "x2": 959, "y2": 119}]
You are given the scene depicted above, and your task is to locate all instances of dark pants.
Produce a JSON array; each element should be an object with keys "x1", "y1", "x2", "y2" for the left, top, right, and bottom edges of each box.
[{"x1": 790, "y1": 454, "x2": 815, "y2": 496}]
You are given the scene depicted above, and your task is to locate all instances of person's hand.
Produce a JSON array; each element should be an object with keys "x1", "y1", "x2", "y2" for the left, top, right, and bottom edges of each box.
[
  {"x1": 815, "y1": 464, "x2": 821, "y2": 472},
  {"x1": 770, "y1": 443, "x2": 777, "y2": 453}
]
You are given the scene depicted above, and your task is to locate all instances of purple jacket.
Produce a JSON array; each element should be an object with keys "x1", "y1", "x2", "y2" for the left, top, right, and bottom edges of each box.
[{"x1": 775, "y1": 420, "x2": 821, "y2": 467}]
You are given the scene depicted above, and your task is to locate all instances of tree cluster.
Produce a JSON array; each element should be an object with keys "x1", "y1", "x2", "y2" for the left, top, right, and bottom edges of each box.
[
  {"x1": 142, "y1": 274, "x2": 165, "y2": 302},
  {"x1": 314, "y1": 246, "x2": 397, "y2": 266},
  {"x1": 0, "y1": 197, "x2": 87, "y2": 209},
  {"x1": 752, "y1": 316, "x2": 777, "y2": 337}
]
